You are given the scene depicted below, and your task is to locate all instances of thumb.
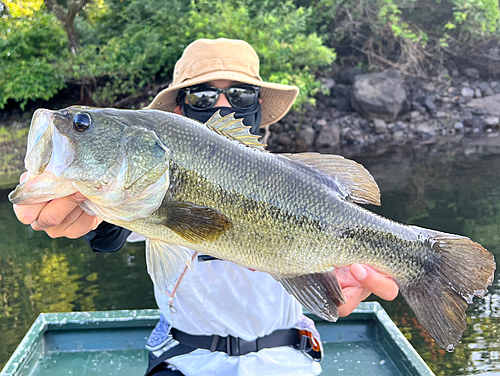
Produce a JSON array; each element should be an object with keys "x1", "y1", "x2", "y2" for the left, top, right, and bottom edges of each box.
[{"x1": 350, "y1": 263, "x2": 399, "y2": 301}]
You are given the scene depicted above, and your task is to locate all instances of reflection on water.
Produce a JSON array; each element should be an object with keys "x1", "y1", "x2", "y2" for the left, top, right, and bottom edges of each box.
[
  {"x1": 0, "y1": 148, "x2": 499, "y2": 375},
  {"x1": 356, "y1": 149, "x2": 500, "y2": 376},
  {"x1": 0, "y1": 189, "x2": 156, "y2": 369}
]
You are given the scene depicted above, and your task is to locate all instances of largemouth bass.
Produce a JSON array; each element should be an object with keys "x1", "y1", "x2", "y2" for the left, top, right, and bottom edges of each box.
[{"x1": 10, "y1": 107, "x2": 495, "y2": 351}]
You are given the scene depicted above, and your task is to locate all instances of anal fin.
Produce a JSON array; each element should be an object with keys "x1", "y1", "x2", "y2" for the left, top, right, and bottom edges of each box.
[{"x1": 275, "y1": 270, "x2": 345, "y2": 322}]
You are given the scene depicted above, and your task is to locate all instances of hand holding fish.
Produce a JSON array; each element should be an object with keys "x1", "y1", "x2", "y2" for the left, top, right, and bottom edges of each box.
[
  {"x1": 336, "y1": 264, "x2": 399, "y2": 317},
  {"x1": 13, "y1": 172, "x2": 102, "y2": 239}
]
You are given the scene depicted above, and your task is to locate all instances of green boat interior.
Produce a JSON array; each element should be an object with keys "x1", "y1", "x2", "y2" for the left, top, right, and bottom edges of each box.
[{"x1": 2, "y1": 302, "x2": 434, "y2": 376}]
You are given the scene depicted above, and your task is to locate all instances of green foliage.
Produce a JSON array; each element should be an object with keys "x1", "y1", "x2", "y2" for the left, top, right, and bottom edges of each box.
[
  {"x1": 1, "y1": 0, "x2": 334, "y2": 109},
  {"x1": 183, "y1": 0, "x2": 335, "y2": 107},
  {"x1": 0, "y1": 10, "x2": 69, "y2": 109}
]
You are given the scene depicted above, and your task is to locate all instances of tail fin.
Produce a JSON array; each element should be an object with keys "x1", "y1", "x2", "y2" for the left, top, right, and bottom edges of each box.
[{"x1": 400, "y1": 232, "x2": 495, "y2": 351}]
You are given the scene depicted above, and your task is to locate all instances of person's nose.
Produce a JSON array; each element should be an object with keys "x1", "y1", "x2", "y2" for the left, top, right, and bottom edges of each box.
[{"x1": 214, "y1": 92, "x2": 232, "y2": 107}]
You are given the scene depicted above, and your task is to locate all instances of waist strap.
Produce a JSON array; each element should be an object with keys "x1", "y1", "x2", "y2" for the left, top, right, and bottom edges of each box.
[{"x1": 171, "y1": 328, "x2": 300, "y2": 356}]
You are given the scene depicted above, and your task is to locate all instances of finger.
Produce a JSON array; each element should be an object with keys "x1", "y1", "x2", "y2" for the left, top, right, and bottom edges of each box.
[
  {"x1": 35, "y1": 205, "x2": 85, "y2": 234},
  {"x1": 13, "y1": 202, "x2": 48, "y2": 224},
  {"x1": 337, "y1": 286, "x2": 371, "y2": 317},
  {"x1": 58, "y1": 212, "x2": 102, "y2": 239},
  {"x1": 350, "y1": 263, "x2": 399, "y2": 301},
  {"x1": 42, "y1": 207, "x2": 101, "y2": 239},
  {"x1": 33, "y1": 192, "x2": 87, "y2": 229}
]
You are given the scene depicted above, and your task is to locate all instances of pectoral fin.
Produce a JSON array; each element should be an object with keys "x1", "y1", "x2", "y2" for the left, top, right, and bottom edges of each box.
[
  {"x1": 146, "y1": 239, "x2": 193, "y2": 293},
  {"x1": 161, "y1": 202, "x2": 233, "y2": 244},
  {"x1": 275, "y1": 270, "x2": 345, "y2": 322}
]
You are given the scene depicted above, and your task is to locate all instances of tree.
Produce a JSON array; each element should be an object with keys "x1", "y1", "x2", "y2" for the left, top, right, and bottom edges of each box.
[{"x1": 44, "y1": 0, "x2": 92, "y2": 54}]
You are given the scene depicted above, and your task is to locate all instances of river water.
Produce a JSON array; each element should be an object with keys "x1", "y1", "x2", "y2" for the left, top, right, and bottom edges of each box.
[{"x1": 0, "y1": 139, "x2": 499, "y2": 375}]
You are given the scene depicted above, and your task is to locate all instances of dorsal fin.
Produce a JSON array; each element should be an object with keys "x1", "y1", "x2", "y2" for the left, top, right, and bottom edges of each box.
[
  {"x1": 205, "y1": 111, "x2": 267, "y2": 152},
  {"x1": 282, "y1": 153, "x2": 381, "y2": 206}
]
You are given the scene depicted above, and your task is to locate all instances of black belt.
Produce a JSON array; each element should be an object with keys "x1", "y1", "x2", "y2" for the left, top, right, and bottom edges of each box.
[
  {"x1": 171, "y1": 328, "x2": 300, "y2": 356},
  {"x1": 146, "y1": 328, "x2": 321, "y2": 376}
]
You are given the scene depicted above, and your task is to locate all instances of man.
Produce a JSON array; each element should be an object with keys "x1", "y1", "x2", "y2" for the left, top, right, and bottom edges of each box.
[{"x1": 13, "y1": 38, "x2": 398, "y2": 375}]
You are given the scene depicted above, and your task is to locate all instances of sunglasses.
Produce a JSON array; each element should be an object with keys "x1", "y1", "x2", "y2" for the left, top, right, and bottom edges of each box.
[{"x1": 178, "y1": 84, "x2": 261, "y2": 110}]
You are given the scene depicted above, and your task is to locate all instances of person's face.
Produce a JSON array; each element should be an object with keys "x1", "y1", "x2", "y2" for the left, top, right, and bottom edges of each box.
[{"x1": 174, "y1": 80, "x2": 238, "y2": 115}]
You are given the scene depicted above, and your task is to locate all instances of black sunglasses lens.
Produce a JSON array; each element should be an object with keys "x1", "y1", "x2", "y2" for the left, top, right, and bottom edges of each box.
[
  {"x1": 227, "y1": 86, "x2": 257, "y2": 109},
  {"x1": 187, "y1": 87, "x2": 218, "y2": 109}
]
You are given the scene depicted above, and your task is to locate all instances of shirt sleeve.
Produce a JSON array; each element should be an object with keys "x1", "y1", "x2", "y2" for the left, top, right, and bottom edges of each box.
[{"x1": 82, "y1": 221, "x2": 132, "y2": 253}]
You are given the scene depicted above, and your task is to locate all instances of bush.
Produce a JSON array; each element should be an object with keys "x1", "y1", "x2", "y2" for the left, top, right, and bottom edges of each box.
[
  {"x1": 1, "y1": 0, "x2": 335, "y2": 109},
  {"x1": 0, "y1": 9, "x2": 69, "y2": 109},
  {"x1": 298, "y1": 0, "x2": 500, "y2": 77}
]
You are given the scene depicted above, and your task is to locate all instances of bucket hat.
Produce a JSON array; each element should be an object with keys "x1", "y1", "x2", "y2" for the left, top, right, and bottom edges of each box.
[{"x1": 145, "y1": 38, "x2": 299, "y2": 127}]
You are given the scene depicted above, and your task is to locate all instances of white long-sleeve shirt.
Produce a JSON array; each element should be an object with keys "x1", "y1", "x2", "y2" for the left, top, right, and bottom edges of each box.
[{"x1": 151, "y1": 252, "x2": 322, "y2": 376}]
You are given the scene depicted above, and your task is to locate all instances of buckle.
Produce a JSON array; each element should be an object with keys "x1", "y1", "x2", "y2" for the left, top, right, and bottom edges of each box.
[
  {"x1": 298, "y1": 330, "x2": 322, "y2": 362},
  {"x1": 226, "y1": 336, "x2": 258, "y2": 356},
  {"x1": 227, "y1": 336, "x2": 240, "y2": 356}
]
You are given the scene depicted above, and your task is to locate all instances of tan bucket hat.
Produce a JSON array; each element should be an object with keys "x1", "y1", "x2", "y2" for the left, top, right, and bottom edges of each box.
[{"x1": 145, "y1": 38, "x2": 299, "y2": 127}]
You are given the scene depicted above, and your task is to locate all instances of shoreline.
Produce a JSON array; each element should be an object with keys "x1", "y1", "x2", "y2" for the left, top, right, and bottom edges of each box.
[{"x1": 2, "y1": 73, "x2": 500, "y2": 185}]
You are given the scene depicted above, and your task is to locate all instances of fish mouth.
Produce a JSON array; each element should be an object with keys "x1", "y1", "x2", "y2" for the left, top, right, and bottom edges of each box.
[{"x1": 9, "y1": 109, "x2": 76, "y2": 205}]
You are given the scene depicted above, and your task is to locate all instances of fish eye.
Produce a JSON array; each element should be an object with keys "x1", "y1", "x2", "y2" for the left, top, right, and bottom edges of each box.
[{"x1": 73, "y1": 113, "x2": 92, "y2": 132}]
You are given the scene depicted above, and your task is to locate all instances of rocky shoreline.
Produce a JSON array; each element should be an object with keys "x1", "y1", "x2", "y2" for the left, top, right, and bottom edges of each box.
[
  {"x1": 2, "y1": 69, "x2": 500, "y2": 185},
  {"x1": 267, "y1": 69, "x2": 500, "y2": 159}
]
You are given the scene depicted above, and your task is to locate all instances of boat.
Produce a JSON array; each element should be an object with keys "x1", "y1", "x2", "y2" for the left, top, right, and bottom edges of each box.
[{"x1": 1, "y1": 302, "x2": 435, "y2": 376}]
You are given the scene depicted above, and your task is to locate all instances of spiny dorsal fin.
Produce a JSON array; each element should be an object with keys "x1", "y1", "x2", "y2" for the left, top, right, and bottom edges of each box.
[
  {"x1": 282, "y1": 153, "x2": 381, "y2": 206},
  {"x1": 160, "y1": 201, "x2": 233, "y2": 244},
  {"x1": 205, "y1": 111, "x2": 267, "y2": 152}
]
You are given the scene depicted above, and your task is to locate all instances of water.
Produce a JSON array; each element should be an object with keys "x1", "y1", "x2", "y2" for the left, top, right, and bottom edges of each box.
[
  {"x1": 32, "y1": 349, "x2": 148, "y2": 376},
  {"x1": 0, "y1": 145, "x2": 499, "y2": 375}
]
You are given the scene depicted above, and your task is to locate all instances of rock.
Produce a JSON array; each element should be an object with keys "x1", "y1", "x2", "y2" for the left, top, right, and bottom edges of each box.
[
  {"x1": 472, "y1": 107, "x2": 487, "y2": 116},
  {"x1": 461, "y1": 87, "x2": 475, "y2": 98},
  {"x1": 435, "y1": 111, "x2": 446, "y2": 118},
  {"x1": 336, "y1": 68, "x2": 362, "y2": 85},
  {"x1": 316, "y1": 118, "x2": 327, "y2": 127},
  {"x1": 454, "y1": 122, "x2": 464, "y2": 132},
  {"x1": 315, "y1": 124, "x2": 341, "y2": 154},
  {"x1": 410, "y1": 111, "x2": 420, "y2": 120},
  {"x1": 411, "y1": 101, "x2": 426, "y2": 113},
  {"x1": 478, "y1": 82, "x2": 494, "y2": 97},
  {"x1": 320, "y1": 78, "x2": 336, "y2": 91},
  {"x1": 424, "y1": 95, "x2": 437, "y2": 113},
  {"x1": 276, "y1": 132, "x2": 293, "y2": 146},
  {"x1": 351, "y1": 70, "x2": 407, "y2": 121},
  {"x1": 373, "y1": 119, "x2": 388, "y2": 134},
  {"x1": 332, "y1": 84, "x2": 352, "y2": 112},
  {"x1": 485, "y1": 116, "x2": 500, "y2": 127},
  {"x1": 475, "y1": 88, "x2": 482, "y2": 98},
  {"x1": 393, "y1": 121, "x2": 407, "y2": 132},
  {"x1": 451, "y1": 69, "x2": 460, "y2": 77},
  {"x1": 468, "y1": 94, "x2": 500, "y2": 116},
  {"x1": 416, "y1": 124, "x2": 435, "y2": 137},
  {"x1": 392, "y1": 131, "x2": 405, "y2": 141},
  {"x1": 296, "y1": 126, "x2": 316, "y2": 152},
  {"x1": 464, "y1": 68, "x2": 480, "y2": 79}
]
